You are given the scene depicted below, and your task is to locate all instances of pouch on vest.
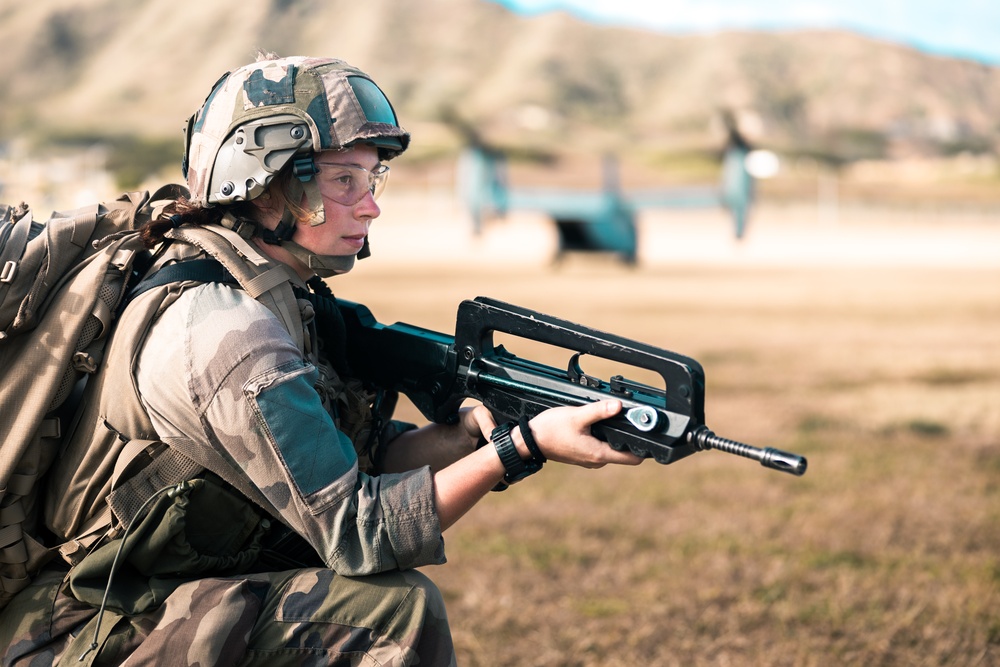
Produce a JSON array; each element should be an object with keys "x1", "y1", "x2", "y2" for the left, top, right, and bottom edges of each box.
[{"x1": 68, "y1": 476, "x2": 268, "y2": 616}]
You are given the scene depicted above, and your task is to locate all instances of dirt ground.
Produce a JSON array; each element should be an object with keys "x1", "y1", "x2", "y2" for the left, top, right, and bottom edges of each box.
[{"x1": 334, "y1": 193, "x2": 1000, "y2": 666}]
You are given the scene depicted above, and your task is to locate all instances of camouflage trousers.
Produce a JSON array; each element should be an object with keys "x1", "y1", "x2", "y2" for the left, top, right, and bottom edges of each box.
[{"x1": 0, "y1": 566, "x2": 456, "y2": 666}]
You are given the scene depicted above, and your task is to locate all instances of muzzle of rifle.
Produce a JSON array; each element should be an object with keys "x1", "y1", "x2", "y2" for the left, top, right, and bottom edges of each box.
[{"x1": 688, "y1": 426, "x2": 808, "y2": 476}]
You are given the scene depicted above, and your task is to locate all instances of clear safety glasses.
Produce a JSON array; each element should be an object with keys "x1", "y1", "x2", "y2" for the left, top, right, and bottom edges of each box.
[{"x1": 314, "y1": 162, "x2": 390, "y2": 206}]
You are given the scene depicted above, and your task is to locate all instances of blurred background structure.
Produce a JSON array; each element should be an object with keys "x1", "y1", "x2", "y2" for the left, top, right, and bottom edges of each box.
[{"x1": 2, "y1": 2, "x2": 998, "y2": 665}]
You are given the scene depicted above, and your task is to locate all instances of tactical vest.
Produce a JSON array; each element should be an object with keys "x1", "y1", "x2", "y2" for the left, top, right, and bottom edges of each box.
[{"x1": 45, "y1": 222, "x2": 386, "y2": 570}]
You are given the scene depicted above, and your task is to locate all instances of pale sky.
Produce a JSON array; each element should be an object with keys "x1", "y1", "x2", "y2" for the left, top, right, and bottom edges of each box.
[{"x1": 493, "y1": 0, "x2": 1000, "y2": 65}]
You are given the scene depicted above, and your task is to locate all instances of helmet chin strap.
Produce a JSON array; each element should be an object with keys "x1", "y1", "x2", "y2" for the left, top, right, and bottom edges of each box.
[
  {"x1": 285, "y1": 240, "x2": 357, "y2": 277},
  {"x1": 221, "y1": 187, "x2": 363, "y2": 279},
  {"x1": 262, "y1": 205, "x2": 359, "y2": 278}
]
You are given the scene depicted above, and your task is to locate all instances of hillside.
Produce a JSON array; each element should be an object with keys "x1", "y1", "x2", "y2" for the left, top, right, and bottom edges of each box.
[{"x1": 1, "y1": 0, "x2": 999, "y2": 202}]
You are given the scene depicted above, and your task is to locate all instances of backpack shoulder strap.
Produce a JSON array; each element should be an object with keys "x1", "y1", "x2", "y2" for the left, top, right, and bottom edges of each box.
[
  {"x1": 121, "y1": 258, "x2": 238, "y2": 309},
  {"x1": 163, "y1": 224, "x2": 305, "y2": 350}
]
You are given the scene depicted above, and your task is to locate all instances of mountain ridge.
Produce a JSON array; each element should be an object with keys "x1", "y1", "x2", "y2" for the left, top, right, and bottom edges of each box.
[{"x1": 1, "y1": 0, "x2": 998, "y2": 165}]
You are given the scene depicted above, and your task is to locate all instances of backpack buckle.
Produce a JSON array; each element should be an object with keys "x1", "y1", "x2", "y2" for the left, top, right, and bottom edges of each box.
[{"x1": 1, "y1": 260, "x2": 16, "y2": 283}]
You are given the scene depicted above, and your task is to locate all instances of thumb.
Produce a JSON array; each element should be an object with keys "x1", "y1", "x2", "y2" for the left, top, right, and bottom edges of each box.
[{"x1": 578, "y1": 399, "x2": 622, "y2": 426}]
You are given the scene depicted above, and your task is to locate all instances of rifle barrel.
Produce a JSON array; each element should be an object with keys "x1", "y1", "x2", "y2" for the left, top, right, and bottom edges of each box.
[{"x1": 689, "y1": 426, "x2": 807, "y2": 476}]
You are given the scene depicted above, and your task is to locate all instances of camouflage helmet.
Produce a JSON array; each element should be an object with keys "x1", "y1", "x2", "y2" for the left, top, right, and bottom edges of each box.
[{"x1": 182, "y1": 55, "x2": 409, "y2": 208}]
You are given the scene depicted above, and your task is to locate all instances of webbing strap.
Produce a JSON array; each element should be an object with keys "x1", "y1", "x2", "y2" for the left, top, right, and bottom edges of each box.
[
  {"x1": 124, "y1": 255, "x2": 294, "y2": 303},
  {"x1": 57, "y1": 508, "x2": 111, "y2": 567},
  {"x1": 5, "y1": 472, "x2": 35, "y2": 498},
  {"x1": 0, "y1": 523, "x2": 21, "y2": 549},
  {"x1": 209, "y1": 222, "x2": 272, "y2": 266},
  {"x1": 0, "y1": 538, "x2": 27, "y2": 565},
  {"x1": 122, "y1": 258, "x2": 237, "y2": 310},
  {"x1": 111, "y1": 438, "x2": 161, "y2": 489},
  {"x1": 0, "y1": 571, "x2": 30, "y2": 594},
  {"x1": 37, "y1": 417, "x2": 60, "y2": 439},
  {"x1": 241, "y1": 265, "x2": 297, "y2": 300},
  {"x1": 0, "y1": 500, "x2": 28, "y2": 566},
  {"x1": 0, "y1": 501, "x2": 25, "y2": 525},
  {"x1": 67, "y1": 205, "x2": 100, "y2": 249},
  {"x1": 89, "y1": 286, "x2": 114, "y2": 341},
  {"x1": 0, "y1": 523, "x2": 28, "y2": 571}
]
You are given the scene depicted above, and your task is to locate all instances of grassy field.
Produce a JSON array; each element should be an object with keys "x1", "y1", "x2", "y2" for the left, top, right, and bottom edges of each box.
[{"x1": 335, "y1": 203, "x2": 1000, "y2": 666}]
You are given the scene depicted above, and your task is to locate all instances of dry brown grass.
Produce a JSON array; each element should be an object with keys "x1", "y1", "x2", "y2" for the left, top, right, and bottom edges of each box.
[{"x1": 335, "y1": 213, "x2": 1000, "y2": 666}]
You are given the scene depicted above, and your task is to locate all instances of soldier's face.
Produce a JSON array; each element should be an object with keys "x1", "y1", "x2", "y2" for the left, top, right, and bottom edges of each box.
[{"x1": 294, "y1": 144, "x2": 382, "y2": 258}]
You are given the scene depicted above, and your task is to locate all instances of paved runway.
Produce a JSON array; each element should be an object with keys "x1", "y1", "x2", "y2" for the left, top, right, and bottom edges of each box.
[{"x1": 373, "y1": 189, "x2": 1000, "y2": 270}]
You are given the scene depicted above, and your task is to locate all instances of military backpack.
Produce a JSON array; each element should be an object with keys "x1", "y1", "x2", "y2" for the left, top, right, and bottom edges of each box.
[{"x1": 0, "y1": 185, "x2": 308, "y2": 610}]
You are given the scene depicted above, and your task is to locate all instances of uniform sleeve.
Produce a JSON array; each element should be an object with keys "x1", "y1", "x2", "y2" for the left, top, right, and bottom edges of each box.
[{"x1": 136, "y1": 283, "x2": 445, "y2": 574}]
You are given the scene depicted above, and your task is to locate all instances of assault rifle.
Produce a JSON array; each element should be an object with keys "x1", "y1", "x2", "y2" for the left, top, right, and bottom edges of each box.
[{"x1": 338, "y1": 297, "x2": 806, "y2": 476}]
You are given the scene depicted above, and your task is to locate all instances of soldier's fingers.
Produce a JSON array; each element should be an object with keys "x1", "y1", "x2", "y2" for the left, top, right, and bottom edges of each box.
[{"x1": 574, "y1": 399, "x2": 622, "y2": 427}]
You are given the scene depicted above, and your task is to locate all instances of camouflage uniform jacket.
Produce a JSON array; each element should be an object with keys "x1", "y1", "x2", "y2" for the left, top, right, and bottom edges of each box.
[
  {"x1": 129, "y1": 238, "x2": 446, "y2": 575},
  {"x1": 0, "y1": 224, "x2": 455, "y2": 666}
]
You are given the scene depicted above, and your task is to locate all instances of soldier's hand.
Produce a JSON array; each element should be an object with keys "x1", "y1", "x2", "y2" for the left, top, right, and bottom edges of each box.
[{"x1": 525, "y1": 400, "x2": 644, "y2": 468}]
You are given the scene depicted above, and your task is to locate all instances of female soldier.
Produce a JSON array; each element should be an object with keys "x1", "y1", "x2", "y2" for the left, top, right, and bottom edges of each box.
[{"x1": 0, "y1": 53, "x2": 641, "y2": 666}]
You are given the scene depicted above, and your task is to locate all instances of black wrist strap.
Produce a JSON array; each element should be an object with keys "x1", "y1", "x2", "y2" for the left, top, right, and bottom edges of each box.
[
  {"x1": 490, "y1": 421, "x2": 542, "y2": 491},
  {"x1": 518, "y1": 416, "x2": 546, "y2": 463}
]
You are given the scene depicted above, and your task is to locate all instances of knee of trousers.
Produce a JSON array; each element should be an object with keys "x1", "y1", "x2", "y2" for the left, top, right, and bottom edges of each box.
[
  {"x1": 272, "y1": 568, "x2": 452, "y2": 639},
  {"x1": 291, "y1": 568, "x2": 454, "y2": 663},
  {"x1": 398, "y1": 569, "x2": 448, "y2": 619}
]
